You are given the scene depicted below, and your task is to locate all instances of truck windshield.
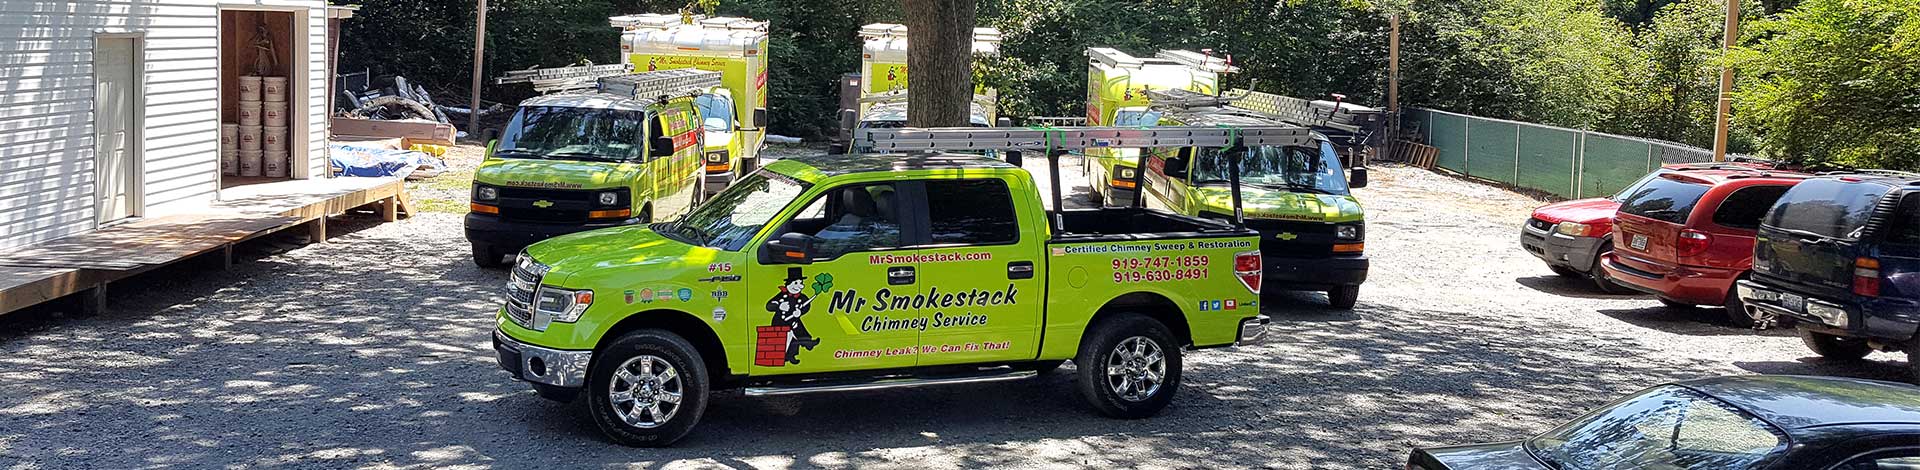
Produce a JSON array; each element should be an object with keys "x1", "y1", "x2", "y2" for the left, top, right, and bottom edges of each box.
[
  {"x1": 655, "y1": 172, "x2": 811, "y2": 250},
  {"x1": 1191, "y1": 141, "x2": 1349, "y2": 195},
  {"x1": 494, "y1": 106, "x2": 646, "y2": 163},
  {"x1": 1526, "y1": 385, "x2": 1787, "y2": 470},
  {"x1": 695, "y1": 94, "x2": 734, "y2": 132}
]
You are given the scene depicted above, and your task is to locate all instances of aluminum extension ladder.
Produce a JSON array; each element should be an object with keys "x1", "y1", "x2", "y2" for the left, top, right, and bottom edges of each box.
[{"x1": 495, "y1": 64, "x2": 721, "y2": 98}]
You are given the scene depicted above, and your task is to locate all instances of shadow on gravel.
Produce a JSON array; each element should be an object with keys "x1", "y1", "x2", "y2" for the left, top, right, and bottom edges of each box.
[
  {"x1": 1733, "y1": 358, "x2": 1912, "y2": 383},
  {"x1": 1594, "y1": 307, "x2": 1796, "y2": 338},
  {"x1": 1512, "y1": 275, "x2": 1641, "y2": 300}
]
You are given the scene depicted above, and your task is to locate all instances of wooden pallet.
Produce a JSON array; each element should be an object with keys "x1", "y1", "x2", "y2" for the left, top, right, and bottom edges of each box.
[{"x1": 1391, "y1": 140, "x2": 1440, "y2": 169}]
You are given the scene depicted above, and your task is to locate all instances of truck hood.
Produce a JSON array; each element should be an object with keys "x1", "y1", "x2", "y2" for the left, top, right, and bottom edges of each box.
[
  {"x1": 474, "y1": 158, "x2": 641, "y2": 189},
  {"x1": 1192, "y1": 187, "x2": 1363, "y2": 223},
  {"x1": 524, "y1": 225, "x2": 717, "y2": 287},
  {"x1": 1531, "y1": 198, "x2": 1618, "y2": 225}
]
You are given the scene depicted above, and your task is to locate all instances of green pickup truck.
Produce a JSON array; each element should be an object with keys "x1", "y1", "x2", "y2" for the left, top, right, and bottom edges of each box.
[{"x1": 493, "y1": 127, "x2": 1278, "y2": 445}]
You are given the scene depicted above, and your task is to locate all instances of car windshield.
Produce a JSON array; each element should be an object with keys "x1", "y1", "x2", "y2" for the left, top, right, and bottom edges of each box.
[
  {"x1": 1191, "y1": 141, "x2": 1349, "y2": 195},
  {"x1": 494, "y1": 105, "x2": 646, "y2": 163},
  {"x1": 1527, "y1": 386, "x2": 1788, "y2": 470},
  {"x1": 1762, "y1": 178, "x2": 1890, "y2": 240},
  {"x1": 655, "y1": 171, "x2": 811, "y2": 250},
  {"x1": 695, "y1": 94, "x2": 734, "y2": 132}
]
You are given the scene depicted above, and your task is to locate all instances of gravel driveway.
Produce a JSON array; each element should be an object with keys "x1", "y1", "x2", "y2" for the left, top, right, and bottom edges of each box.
[{"x1": 1, "y1": 160, "x2": 1909, "y2": 469}]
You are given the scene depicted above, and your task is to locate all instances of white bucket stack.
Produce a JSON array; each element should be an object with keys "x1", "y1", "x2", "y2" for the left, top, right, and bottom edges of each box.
[{"x1": 231, "y1": 75, "x2": 290, "y2": 178}]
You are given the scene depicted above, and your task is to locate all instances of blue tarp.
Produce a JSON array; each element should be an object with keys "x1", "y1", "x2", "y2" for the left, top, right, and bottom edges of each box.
[{"x1": 329, "y1": 144, "x2": 444, "y2": 178}]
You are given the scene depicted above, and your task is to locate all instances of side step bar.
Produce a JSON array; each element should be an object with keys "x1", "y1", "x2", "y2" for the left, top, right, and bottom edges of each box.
[{"x1": 743, "y1": 369, "x2": 1038, "y2": 396}]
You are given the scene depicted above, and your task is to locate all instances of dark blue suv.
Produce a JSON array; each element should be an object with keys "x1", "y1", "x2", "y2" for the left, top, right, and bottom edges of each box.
[{"x1": 1738, "y1": 173, "x2": 1920, "y2": 380}]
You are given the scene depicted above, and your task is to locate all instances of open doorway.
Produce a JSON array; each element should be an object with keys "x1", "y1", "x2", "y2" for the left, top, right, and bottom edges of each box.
[{"x1": 219, "y1": 8, "x2": 307, "y2": 189}]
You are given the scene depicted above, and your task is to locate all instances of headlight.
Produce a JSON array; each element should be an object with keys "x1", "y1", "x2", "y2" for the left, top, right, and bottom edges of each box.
[
  {"x1": 706, "y1": 151, "x2": 727, "y2": 163},
  {"x1": 1555, "y1": 222, "x2": 1591, "y2": 237},
  {"x1": 1335, "y1": 224, "x2": 1363, "y2": 241},
  {"x1": 597, "y1": 191, "x2": 620, "y2": 206},
  {"x1": 533, "y1": 286, "x2": 593, "y2": 327},
  {"x1": 1116, "y1": 167, "x2": 1138, "y2": 180},
  {"x1": 474, "y1": 185, "x2": 499, "y2": 201}
]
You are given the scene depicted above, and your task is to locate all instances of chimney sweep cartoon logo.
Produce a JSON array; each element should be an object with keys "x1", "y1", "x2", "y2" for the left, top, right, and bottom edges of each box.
[{"x1": 756, "y1": 267, "x2": 825, "y2": 366}]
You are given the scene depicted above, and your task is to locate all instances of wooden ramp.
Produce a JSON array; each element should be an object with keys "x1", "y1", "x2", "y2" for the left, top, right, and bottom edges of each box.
[{"x1": 0, "y1": 176, "x2": 411, "y2": 317}]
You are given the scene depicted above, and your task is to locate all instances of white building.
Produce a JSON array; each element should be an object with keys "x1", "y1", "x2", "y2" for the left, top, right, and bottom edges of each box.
[{"x1": 0, "y1": 0, "x2": 342, "y2": 250}]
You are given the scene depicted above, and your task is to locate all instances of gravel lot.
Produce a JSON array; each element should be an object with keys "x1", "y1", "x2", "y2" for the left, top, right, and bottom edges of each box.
[{"x1": 1, "y1": 157, "x2": 1911, "y2": 469}]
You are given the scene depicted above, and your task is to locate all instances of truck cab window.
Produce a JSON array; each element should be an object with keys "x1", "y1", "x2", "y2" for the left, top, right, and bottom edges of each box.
[
  {"x1": 926, "y1": 179, "x2": 1018, "y2": 245},
  {"x1": 777, "y1": 183, "x2": 902, "y2": 259}
]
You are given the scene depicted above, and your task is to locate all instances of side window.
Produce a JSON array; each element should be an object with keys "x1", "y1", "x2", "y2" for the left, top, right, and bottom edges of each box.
[
  {"x1": 1883, "y1": 194, "x2": 1920, "y2": 245},
  {"x1": 646, "y1": 114, "x2": 666, "y2": 160},
  {"x1": 925, "y1": 179, "x2": 1019, "y2": 245},
  {"x1": 1834, "y1": 449, "x2": 1920, "y2": 470},
  {"x1": 772, "y1": 183, "x2": 902, "y2": 259},
  {"x1": 1712, "y1": 185, "x2": 1791, "y2": 230}
]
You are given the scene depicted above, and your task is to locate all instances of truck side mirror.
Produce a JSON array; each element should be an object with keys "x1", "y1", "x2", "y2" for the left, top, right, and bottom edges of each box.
[
  {"x1": 650, "y1": 135, "x2": 676, "y2": 158},
  {"x1": 753, "y1": 108, "x2": 769, "y2": 129},
  {"x1": 1163, "y1": 153, "x2": 1190, "y2": 179},
  {"x1": 1349, "y1": 167, "x2": 1369, "y2": 188},
  {"x1": 1005, "y1": 150, "x2": 1023, "y2": 167},
  {"x1": 485, "y1": 139, "x2": 498, "y2": 160},
  {"x1": 764, "y1": 232, "x2": 815, "y2": 264}
]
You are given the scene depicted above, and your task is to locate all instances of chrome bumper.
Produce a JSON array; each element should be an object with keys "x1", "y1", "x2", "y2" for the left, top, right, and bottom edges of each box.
[
  {"x1": 1238, "y1": 315, "x2": 1271, "y2": 344},
  {"x1": 493, "y1": 330, "x2": 592, "y2": 388}
]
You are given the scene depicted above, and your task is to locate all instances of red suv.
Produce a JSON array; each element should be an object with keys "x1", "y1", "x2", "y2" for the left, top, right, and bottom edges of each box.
[
  {"x1": 1524, "y1": 162, "x2": 1782, "y2": 293},
  {"x1": 1600, "y1": 168, "x2": 1809, "y2": 326}
]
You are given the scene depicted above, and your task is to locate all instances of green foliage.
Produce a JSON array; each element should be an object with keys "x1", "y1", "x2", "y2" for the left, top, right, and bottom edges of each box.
[
  {"x1": 1732, "y1": 0, "x2": 1920, "y2": 168},
  {"x1": 1611, "y1": 0, "x2": 1759, "y2": 150},
  {"x1": 1398, "y1": 0, "x2": 1635, "y2": 129}
]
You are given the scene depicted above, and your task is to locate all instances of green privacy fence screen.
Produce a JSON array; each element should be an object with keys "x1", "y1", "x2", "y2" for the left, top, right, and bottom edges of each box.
[{"x1": 1407, "y1": 108, "x2": 1712, "y2": 198}]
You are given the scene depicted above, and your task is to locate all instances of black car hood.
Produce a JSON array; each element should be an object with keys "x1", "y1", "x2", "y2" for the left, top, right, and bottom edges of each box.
[{"x1": 1414, "y1": 441, "x2": 1548, "y2": 470}]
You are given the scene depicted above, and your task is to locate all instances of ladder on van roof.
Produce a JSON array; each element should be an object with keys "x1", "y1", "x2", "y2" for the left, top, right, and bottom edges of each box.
[
  {"x1": 860, "y1": 125, "x2": 1314, "y2": 231},
  {"x1": 1147, "y1": 88, "x2": 1386, "y2": 149},
  {"x1": 495, "y1": 64, "x2": 721, "y2": 97}
]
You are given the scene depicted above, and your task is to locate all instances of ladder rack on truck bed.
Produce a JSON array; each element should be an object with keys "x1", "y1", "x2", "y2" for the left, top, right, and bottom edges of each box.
[
  {"x1": 496, "y1": 65, "x2": 722, "y2": 98},
  {"x1": 861, "y1": 125, "x2": 1313, "y2": 231}
]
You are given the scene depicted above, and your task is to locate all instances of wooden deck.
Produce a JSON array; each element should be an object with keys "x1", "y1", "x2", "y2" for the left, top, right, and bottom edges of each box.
[{"x1": 0, "y1": 176, "x2": 412, "y2": 317}]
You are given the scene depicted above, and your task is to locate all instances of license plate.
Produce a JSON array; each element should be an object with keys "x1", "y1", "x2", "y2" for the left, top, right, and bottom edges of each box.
[
  {"x1": 1629, "y1": 234, "x2": 1648, "y2": 250},
  {"x1": 1781, "y1": 293, "x2": 1806, "y2": 312}
]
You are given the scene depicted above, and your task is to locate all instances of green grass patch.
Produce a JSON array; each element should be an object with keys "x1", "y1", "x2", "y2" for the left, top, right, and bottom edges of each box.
[{"x1": 411, "y1": 197, "x2": 469, "y2": 214}]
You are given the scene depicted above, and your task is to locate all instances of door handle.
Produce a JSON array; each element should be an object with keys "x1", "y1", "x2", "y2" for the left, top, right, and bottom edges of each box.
[
  {"x1": 888, "y1": 266, "x2": 916, "y2": 285},
  {"x1": 1007, "y1": 261, "x2": 1035, "y2": 280}
]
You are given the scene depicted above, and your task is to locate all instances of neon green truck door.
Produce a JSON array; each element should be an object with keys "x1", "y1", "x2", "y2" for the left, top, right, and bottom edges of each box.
[
  {"x1": 749, "y1": 181, "x2": 920, "y2": 375},
  {"x1": 910, "y1": 178, "x2": 1043, "y2": 365}
]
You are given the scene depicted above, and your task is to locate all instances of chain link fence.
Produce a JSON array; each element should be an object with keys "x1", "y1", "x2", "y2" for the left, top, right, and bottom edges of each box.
[{"x1": 1403, "y1": 108, "x2": 1712, "y2": 199}]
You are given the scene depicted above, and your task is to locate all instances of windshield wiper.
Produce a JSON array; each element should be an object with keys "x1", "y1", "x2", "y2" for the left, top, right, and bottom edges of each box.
[
  {"x1": 1253, "y1": 181, "x2": 1333, "y2": 195},
  {"x1": 545, "y1": 151, "x2": 625, "y2": 162}
]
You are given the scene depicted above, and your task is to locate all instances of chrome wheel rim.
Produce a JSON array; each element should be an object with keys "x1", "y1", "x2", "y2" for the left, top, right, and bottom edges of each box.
[
  {"x1": 609, "y1": 355, "x2": 682, "y2": 429},
  {"x1": 1105, "y1": 336, "x2": 1165, "y2": 402}
]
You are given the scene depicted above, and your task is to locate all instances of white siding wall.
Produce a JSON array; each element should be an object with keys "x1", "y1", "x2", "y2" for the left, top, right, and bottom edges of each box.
[{"x1": 0, "y1": 0, "x2": 331, "y2": 251}]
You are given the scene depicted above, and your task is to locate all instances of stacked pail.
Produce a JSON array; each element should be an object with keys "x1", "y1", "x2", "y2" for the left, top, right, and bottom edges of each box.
[
  {"x1": 262, "y1": 76, "x2": 289, "y2": 177},
  {"x1": 232, "y1": 75, "x2": 289, "y2": 177},
  {"x1": 219, "y1": 123, "x2": 239, "y2": 175}
]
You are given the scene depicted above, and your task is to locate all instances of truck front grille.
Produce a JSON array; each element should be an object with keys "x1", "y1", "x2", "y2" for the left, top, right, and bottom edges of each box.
[
  {"x1": 1528, "y1": 217, "x2": 1554, "y2": 231},
  {"x1": 1244, "y1": 220, "x2": 1338, "y2": 258},
  {"x1": 503, "y1": 257, "x2": 544, "y2": 329},
  {"x1": 496, "y1": 187, "x2": 598, "y2": 224}
]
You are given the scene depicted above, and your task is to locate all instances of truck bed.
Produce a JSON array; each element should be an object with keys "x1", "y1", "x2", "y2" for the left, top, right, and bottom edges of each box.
[{"x1": 1053, "y1": 208, "x2": 1251, "y2": 241}]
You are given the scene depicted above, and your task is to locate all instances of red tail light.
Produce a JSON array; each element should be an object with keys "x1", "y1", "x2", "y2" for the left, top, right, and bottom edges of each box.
[
  {"x1": 1234, "y1": 250, "x2": 1262, "y2": 295},
  {"x1": 1676, "y1": 229, "x2": 1712, "y2": 257},
  {"x1": 1854, "y1": 257, "x2": 1881, "y2": 297}
]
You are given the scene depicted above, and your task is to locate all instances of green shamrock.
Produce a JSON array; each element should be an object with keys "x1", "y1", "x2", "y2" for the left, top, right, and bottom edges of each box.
[{"x1": 812, "y1": 273, "x2": 834, "y2": 295}]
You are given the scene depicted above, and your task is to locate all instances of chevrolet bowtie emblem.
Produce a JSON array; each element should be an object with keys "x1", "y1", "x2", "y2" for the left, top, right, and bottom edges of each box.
[
  {"x1": 1277, "y1": 232, "x2": 1298, "y2": 241},
  {"x1": 532, "y1": 200, "x2": 554, "y2": 208}
]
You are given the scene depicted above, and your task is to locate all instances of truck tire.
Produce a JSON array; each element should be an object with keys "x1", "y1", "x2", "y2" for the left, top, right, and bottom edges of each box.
[
  {"x1": 1801, "y1": 329, "x2": 1872, "y2": 361},
  {"x1": 1723, "y1": 287, "x2": 1757, "y2": 328},
  {"x1": 1327, "y1": 285, "x2": 1359, "y2": 310},
  {"x1": 1075, "y1": 313, "x2": 1182, "y2": 419},
  {"x1": 472, "y1": 244, "x2": 506, "y2": 268},
  {"x1": 586, "y1": 329, "x2": 710, "y2": 447}
]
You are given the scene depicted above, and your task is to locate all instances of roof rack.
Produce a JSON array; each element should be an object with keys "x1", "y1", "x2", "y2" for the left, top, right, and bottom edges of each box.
[
  {"x1": 1818, "y1": 169, "x2": 1920, "y2": 179},
  {"x1": 1228, "y1": 89, "x2": 1383, "y2": 135},
  {"x1": 1153, "y1": 50, "x2": 1237, "y2": 73},
  {"x1": 496, "y1": 65, "x2": 721, "y2": 98},
  {"x1": 861, "y1": 125, "x2": 1313, "y2": 232}
]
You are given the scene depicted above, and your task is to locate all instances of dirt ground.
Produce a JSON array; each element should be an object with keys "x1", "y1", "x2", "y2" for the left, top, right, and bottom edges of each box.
[{"x1": 0, "y1": 157, "x2": 1909, "y2": 469}]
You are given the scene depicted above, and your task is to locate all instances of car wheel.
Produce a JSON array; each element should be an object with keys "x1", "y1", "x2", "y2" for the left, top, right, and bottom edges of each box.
[
  {"x1": 1722, "y1": 277, "x2": 1759, "y2": 328},
  {"x1": 638, "y1": 205, "x2": 654, "y2": 224},
  {"x1": 1800, "y1": 329, "x2": 1872, "y2": 361},
  {"x1": 471, "y1": 244, "x2": 506, "y2": 268},
  {"x1": 1075, "y1": 313, "x2": 1182, "y2": 419},
  {"x1": 1590, "y1": 247, "x2": 1627, "y2": 294},
  {"x1": 1549, "y1": 265, "x2": 1582, "y2": 278},
  {"x1": 1327, "y1": 285, "x2": 1360, "y2": 310},
  {"x1": 586, "y1": 329, "x2": 709, "y2": 447}
]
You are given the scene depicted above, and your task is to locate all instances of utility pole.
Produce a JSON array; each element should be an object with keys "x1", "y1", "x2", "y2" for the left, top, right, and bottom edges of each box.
[
  {"x1": 1711, "y1": 0, "x2": 1740, "y2": 162},
  {"x1": 469, "y1": 0, "x2": 488, "y2": 140},
  {"x1": 1387, "y1": 13, "x2": 1400, "y2": 159}
]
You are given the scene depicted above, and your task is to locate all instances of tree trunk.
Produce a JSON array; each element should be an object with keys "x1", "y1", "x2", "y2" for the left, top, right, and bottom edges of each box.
[{"x1": 901, "y1": 0, "x2": 976, "y2": 128}]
